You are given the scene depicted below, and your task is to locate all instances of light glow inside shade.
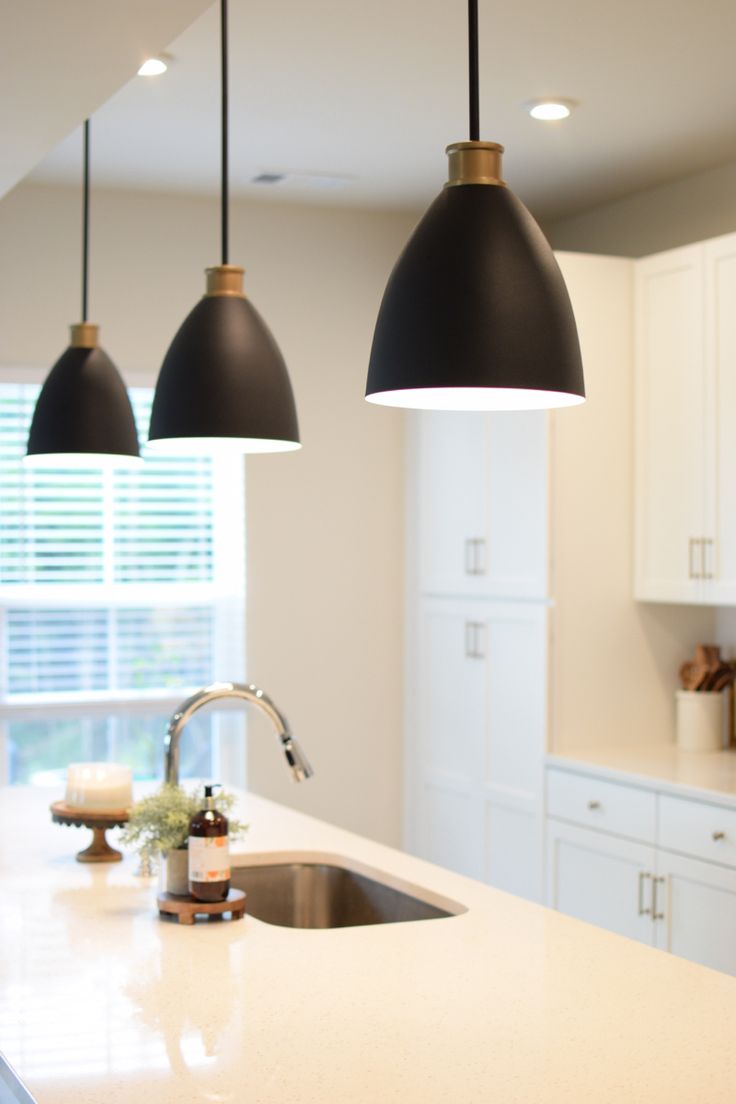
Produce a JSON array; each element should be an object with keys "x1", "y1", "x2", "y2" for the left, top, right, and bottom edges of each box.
[
  {"x1": 528, "y1": 101, "x2": 572, "y2": 121},
  {"x1": 24, "y1": 452, "x2": 144, "y2": 470},
  {"x1": 365, "y1": 387, "x2": 586, "y2": 412},
  {"x1": 138, "y1": 57, "x2": 167, "y2": 76},
  {"x1": 145, "y1": 437, "x2": 302, "y2": 456}
]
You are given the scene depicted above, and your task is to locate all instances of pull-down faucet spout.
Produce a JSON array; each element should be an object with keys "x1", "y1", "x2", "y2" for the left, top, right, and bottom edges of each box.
[{"x1": 164, "y1": 681, "x2": 313, "y2": 787}]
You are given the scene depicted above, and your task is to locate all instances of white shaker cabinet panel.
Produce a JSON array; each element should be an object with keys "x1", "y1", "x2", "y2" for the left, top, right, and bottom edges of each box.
[
  {"x1": 416, "y1": 410, "x2": 547, "y2": 600},
  {"x1": 485, "y1": 797, "x2": 542, "y2": 903},
  {"x1": 655, "y1": 851, "x2": 736, "y2": 975},
  {"x1": 484, "y1": 412, "x2": 547, "y2": 600},
  {"x1": 417, "y1": 412, "x2": 489, "y2": 598},
  {"x1": 484, "y1": 603, "x2": 547, "y2": 796},
  {"x1": 418, "y1": 601, "x2": 486, "y2": 782},
  {"x1": 546, "y1": 819, "x2": 656, "y2": 946},
  {"x1": 412, "y1": 598, "x2": 546, "y2": 898},
  {"x1": 421, "y1": 783, "x2": 484, "y2": 881},
  {"x1": 635, "y1": 244, "x2": 706, "y2": 602}
]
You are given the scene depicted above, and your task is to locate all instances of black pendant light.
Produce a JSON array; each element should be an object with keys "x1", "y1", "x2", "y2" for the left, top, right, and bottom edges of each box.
[
  {"x1": 26, "y1": 121, "x2": 141, "y2": 466},
  {"x1": 365, "y1": 0, "x2": 585, "y2": 412},
  {"x1": 148, "y1": 0, "x2": 300, "y2": 455}
]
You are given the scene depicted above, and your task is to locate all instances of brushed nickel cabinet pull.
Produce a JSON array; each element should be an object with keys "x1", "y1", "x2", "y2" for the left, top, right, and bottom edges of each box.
[
  {"x1": 652, "y1": 875, "x2": 666, "y2": 921},
  {"x1": 587, "y1": 799, "x2": 601, "y2": 810},
  {"x1": 464, "y1": 538, "x2": 487, "y2": 576},
  {"x1": 464, "y1": 538, "x2": 475, "y2": 575},
  {"x1": 638, "y1": 871, "x2": 652, "y2": 916},
  {"x1": 688, "y1": 537, "x2": 701, "y2": 580},
  {"x1": 464, "y1": 621, "x2": 485, "y2": 659},
  {"x1": 473, "y1": 537, "x2": 486, "y2": 576},
  {"x1": 702, "y1": 538, "x2": 714, "y2": 580},
  {"x1": 712, "y1": 831, "x2": 726, "y2": 842}
]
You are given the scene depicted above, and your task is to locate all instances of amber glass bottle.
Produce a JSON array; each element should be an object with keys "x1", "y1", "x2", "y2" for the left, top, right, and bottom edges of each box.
[{"x1": 188, "y1": 783, "x2": 230, "y2": 902}]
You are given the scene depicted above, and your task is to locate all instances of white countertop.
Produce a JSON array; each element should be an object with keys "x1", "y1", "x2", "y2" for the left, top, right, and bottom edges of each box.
[
  {"x1": 2, "y1": 785, "x2": 736, "y2": 1104},
  {"x1": 547, "y1": 744, "x2": 736, "y2": 806}
]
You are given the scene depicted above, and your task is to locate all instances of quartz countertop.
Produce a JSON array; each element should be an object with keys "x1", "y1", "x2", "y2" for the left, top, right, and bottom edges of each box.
[
  {"x1": 547, "y1": 744, "x2": 736, "y2": 807},
  {"x1": 1, "y1": 785, "x2": 736, "y2": 1104}
]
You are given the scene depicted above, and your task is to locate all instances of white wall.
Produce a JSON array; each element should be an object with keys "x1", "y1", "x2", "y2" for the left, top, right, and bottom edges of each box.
[
  {"x1": 550, "y1": 253, "x2": 715, "y2": 751},
  {"x1": 545, "y1": 158, "x2": 736, "y2": 258},
  {"x1": 0, "y1": 181, "x2": 417, "y2": 845}
]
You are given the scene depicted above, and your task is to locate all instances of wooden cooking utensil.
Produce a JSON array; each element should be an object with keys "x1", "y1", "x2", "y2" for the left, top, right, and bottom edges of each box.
[
  {"x1": 679, "y1": 660, "x2": 696, "y2": 689},
  {"x1": 710, "y1": 667, "x2": 735, "y2": 693},
  {"x1": 695, "y1": 644, "x2": 721, "y2": 668}
]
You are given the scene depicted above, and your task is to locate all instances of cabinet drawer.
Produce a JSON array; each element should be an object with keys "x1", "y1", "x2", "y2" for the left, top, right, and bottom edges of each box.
[
  {"x1": 546, "y1": 769, "x2": 656, "y2": 843},
  {"x1": 658, "y1": 795, "x2": 736, "y2": 868}
]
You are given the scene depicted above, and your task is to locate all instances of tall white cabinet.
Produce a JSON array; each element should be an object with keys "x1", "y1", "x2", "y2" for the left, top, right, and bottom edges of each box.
[
  {"x1": 407, "y1": 410, "x2": 548, "y2": 900},
  {"x1": 405, "y1": 253, "x2": 636, "y2": 903}
]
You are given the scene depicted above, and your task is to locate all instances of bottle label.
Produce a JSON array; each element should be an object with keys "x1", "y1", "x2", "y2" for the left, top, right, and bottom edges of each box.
[{"x1": 188, "y1": 835, "x2": 230, "y2": 882}]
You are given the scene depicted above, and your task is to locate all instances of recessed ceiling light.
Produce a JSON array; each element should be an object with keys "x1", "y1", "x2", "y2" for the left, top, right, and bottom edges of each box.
[
  {"x1": 138, "y1": 55, "x2": 169, "y2": 77},
  {"x1": 525, "y1": 98, "x2": 577, "y2": 121}
]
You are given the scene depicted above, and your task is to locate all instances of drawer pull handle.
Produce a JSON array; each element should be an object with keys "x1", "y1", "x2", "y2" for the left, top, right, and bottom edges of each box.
[
  {"x1": 712, "y1": 831, "x2": 726, "y2": 842},
  {"x1": 652, "y1": 876, "x2": 666, "y2": 921},
  {"x1": 638, "y1": 871, "x2": 651, "y2": 916},
  {"x1": 587, "y1": 800, "x2": 601, "y2": 810}
]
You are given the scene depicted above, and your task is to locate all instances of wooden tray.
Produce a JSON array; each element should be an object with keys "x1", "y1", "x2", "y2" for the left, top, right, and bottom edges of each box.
[{"x1": 157, "y1": 888, "x2": 246, "y2": 925}]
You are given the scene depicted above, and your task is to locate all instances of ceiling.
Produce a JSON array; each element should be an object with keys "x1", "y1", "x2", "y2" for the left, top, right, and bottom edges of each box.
[
  {"x1": 0, "y1": 0, "x2": 211, "y2": 199},
  {"x1": 18, "y1": 0, "x2": 736, "y2": 222}
]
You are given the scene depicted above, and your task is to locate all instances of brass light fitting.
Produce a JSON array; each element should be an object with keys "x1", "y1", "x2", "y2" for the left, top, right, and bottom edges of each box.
[
  {"x1": 205, "y1": 264, "x2": 246, "y2": 298},
  {"x1": 445, "y1": 141, "x2": 506, "y2": 188},
  {"x1": 70, "y1": 322, "x2": 99, "y2": 349}
]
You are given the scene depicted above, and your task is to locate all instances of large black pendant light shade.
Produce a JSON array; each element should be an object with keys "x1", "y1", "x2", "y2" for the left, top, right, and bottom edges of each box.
[
  {"x1": 365, "y1": 1, "x2": 585, "y2": 411},
  {"x1": 26, "y1": 121, "x2": 141, "y2": 466},
  {"x1": 148, "y1": 0, "x2": 299, "y2": 454}
]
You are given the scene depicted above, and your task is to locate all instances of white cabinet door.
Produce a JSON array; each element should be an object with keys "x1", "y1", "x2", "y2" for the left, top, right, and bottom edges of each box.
[
  {"x1": 706, "y1": 232, "x2": 736, "y2": 603},
  {"x1": 654, "y1": 851, "x2": 736, "y2": 975},
  {"x1": 635, "y1": 244, "x2": 706, "y2": 602},
  {"x1": 413, "y1": 598, "x2": 546, "y2": 899},
  {"x1": 416, "y1": 410, "x2": 547, "y2": 600},
  {"x1": 546, "y1": 819, "x2": 657, "y2": 946}
]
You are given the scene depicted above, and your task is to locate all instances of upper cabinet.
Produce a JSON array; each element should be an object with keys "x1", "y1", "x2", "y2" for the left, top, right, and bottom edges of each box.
[
  {"x1": 635, "y1": 231, "x2": 736, "y2": 604},
  {"x1": 415, "y1": 410, "x2": 548, "y2": 600}
]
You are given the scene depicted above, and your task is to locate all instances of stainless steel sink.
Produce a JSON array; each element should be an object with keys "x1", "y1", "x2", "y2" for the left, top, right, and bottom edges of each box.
[{"x1": 230, "y1": 857, "x2": 465, "y2": 929}]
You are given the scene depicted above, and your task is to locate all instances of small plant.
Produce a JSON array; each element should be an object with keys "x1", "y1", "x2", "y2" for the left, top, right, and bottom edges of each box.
[{"x1": 120, "y1": 783, "x2": 247, "y2": 856}]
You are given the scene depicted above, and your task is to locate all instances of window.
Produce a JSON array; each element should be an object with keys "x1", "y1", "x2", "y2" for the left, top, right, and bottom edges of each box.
[{"x1": 0, "y1": 381, "x2": 246, "y2": 786}]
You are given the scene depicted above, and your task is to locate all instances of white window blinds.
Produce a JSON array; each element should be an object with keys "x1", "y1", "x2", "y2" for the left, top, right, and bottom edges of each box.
[{"x1": 0, "y1": 381, "x2": 245, "y2": 784}]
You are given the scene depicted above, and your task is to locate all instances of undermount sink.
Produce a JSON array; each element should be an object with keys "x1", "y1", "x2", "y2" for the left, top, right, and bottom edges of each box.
[{"x1": 230, "y1": 854, "x2": 466, "y2": 929}]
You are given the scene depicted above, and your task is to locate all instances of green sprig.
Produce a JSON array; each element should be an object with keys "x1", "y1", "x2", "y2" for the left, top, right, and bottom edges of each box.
[{"x1": 120, "y1": 783, "x2": 247, "y2": 855}]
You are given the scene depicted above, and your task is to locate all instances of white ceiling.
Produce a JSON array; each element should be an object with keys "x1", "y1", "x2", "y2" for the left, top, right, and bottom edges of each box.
[
  {"x1": 19, "y1": 0, "x2": 736, "y2": 222},
  {"x1": 0, "y1": 0, "x2": 211, "y2": 199}
]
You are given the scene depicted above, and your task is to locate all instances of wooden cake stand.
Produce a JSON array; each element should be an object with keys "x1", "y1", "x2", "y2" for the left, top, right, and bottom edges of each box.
[
  {"x1": 157, "y1": 888, "x2": 247, "y2": 925},
  {"x1": 50, "y1": 800, "x2": 129, "y2": 863}
]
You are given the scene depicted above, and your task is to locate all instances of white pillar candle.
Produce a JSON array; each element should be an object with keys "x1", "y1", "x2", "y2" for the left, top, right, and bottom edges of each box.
[{"x1": 65, "y1": 763, "x2": 133, "y2": 812}]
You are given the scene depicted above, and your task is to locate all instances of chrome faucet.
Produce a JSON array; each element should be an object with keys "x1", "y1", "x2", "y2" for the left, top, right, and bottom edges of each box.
[{"x1": 164, "y1": 681, "x2": 313, "y2": 786}]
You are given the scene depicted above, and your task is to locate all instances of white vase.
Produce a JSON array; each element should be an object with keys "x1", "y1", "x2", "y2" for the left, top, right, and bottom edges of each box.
[
  {"x1": 675, "y1": 690, "x2": 724, "y2": 752},
  {"x1": 159, "y1": 848, "x2": 189, "y2": 896}
]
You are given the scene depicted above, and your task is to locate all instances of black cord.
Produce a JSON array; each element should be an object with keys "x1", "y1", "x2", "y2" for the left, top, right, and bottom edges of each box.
[
  {"x1": 221, "y1": 0, "x2": 229, "y2": 266},
  {"x1": 82, "y1": 119, "x2": 90, "y2": 320},
  {"x1": 468, "y1": 0, "x2": 479, "y2": 141}
]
